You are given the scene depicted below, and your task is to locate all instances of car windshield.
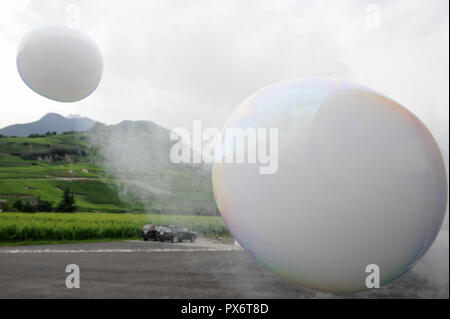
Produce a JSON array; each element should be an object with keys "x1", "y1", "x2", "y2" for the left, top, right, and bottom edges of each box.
[{"x1": 142, "y1": 225, "x2": 152, "y2": 230}]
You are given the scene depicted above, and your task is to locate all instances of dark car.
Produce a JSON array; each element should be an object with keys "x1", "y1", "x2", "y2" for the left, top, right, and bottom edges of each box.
[
  {"x1": 156, "y1": 225, "x2": 197, "y2": 243},
  {"x1": 141, "y1": 224, "x2": 160, "y2": 241}
]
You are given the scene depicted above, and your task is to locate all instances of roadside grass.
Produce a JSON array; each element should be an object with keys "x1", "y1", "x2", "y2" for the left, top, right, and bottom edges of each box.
[
  {"x1": 0, "y1": 212, "x2": 230, "y2": 243},
  {"x1": 0, "y1": 238, "x2": 138, "y2": 247}
]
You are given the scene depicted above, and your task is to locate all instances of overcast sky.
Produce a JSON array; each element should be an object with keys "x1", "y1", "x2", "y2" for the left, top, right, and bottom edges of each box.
[{"x1": 0, "y1": 0, "x2": 448, "y2": 154}]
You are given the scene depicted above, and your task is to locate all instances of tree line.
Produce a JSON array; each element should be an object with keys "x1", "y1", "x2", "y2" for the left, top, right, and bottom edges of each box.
[
  {"x1": 2, "y1": 187, "x2": 77, "y2": 213},
  {"x1": 0, "y1": 131, "x2": 77, "y2": 139}
]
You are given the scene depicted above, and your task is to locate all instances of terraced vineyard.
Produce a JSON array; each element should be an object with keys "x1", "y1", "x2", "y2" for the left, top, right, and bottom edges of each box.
[{"x1": 0, "y1": 133, "x2": 142, "y2": 213}]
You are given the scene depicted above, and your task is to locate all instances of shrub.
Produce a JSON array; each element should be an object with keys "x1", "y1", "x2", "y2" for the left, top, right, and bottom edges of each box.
[
  {"x1": 23, "y1": 201, "x2": 36, "y2": 213},
  {"x1": 36, "y1": 197, "x2": 53, "y2": 212},
  {"x1": 28, "y1": 134, "x2": 42, "y2": 138},
  {"x1": 13, "y1": 199, "x2": 24, "y2": 212}
]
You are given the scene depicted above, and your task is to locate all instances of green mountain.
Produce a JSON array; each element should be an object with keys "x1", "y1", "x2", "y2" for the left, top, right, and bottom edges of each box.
[
  {"x1": 88, "y1": 120, "x2": 216, "y2": 215},
  {"x1": 0, "y1": 113, "x2": 98, "y2": 137},
  {"x1": 0, "y1": 115, "x2": 217, "y2": 216}
]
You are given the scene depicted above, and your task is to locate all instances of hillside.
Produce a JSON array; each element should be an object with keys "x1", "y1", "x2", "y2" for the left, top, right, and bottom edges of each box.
[
  {"x1": 88, "y1": 121, "x2": 216, "y2": 215},
  {"x1": 0, "y1": 113, "x2": 98, "y2": 137},
  {"x1": 0, "y1": 117, "x2": 217, "y2": 216},
  {"x1": 0, "y1": 132, "x2": 132, "y2": 213}
]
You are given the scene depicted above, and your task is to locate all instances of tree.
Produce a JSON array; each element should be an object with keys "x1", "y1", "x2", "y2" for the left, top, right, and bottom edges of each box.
[
  {"x1": 0, "y1": 200, "x2": 11, "y2": 212},
  {"x1": 56, "y1": 187, "x2": 77, "y2": 212},
  {"x1": 23, "y1": 201, "x2": 36, "y2": 213},
  {"x1": 13, "y1": 199, "x2": 24, "y2": 212},
  {"x1": 37, "y1": 196, "x2": 53, "y2": 212}
]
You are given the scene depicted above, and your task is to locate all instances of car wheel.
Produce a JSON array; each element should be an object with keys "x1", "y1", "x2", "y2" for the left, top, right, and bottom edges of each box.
[{"x1": 143, "y1": 238, "x2": 148, "y2": 241}]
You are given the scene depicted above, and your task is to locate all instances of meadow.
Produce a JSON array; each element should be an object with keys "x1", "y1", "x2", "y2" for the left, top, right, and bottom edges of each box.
[{"x1": 0, "y1": 212, "x2": 229, "y2": 243}]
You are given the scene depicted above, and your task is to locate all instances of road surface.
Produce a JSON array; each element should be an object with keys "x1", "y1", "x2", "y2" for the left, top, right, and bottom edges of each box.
[{"x1": 0, "y1": 232, "x2": 448, "y2": 299}]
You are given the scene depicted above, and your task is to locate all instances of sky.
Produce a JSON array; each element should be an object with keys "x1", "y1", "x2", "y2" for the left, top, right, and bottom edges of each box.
[{"x1": 0, "y1": 0, "x2": 448, "y2": 156}]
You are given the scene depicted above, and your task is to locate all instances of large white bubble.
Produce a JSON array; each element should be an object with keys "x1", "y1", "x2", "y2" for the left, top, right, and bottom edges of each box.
[
  {"x1": 17, "y1": 26, "x2": 103, "y2": 103},
  {"x1": 212, "y1": 78, "x2": 448, "y2": 293}
]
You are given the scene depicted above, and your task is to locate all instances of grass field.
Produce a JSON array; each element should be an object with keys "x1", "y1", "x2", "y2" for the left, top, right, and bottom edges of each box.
[{"x1": 0, "y1": 212, "x2": 229, "y2": 243}]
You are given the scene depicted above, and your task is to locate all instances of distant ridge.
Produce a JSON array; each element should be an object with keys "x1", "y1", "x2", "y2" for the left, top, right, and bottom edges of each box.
[{"x1": 0, "y1": 113, "x2": 99, "y2": 137}]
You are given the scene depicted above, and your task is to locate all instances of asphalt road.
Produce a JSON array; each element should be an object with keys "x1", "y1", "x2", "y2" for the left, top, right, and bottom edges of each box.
[{"x1": 0, "y1": 232, "x2": 448, "y2": 299}]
